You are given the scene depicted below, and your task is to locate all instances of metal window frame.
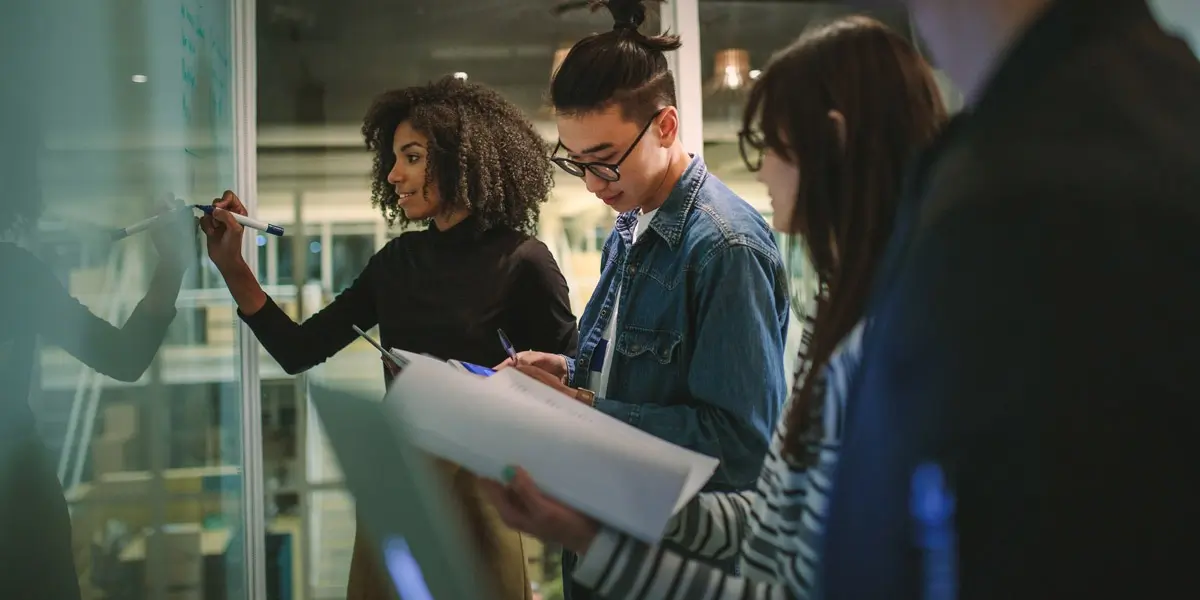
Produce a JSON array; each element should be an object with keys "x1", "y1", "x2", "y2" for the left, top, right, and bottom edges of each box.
[
  {"x1": 661, "y1": 0, "x2": 705, "y2": 158},
  {"x1": 232, "y1": 0, "x2": 268, "y2": 597}
]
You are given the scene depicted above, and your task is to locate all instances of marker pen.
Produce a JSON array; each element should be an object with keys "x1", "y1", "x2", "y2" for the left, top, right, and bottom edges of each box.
[
  {"x1": 193, "y1": 204, "x2": 285, "y2": 236},
  {"x1": 110, "y1": 206, "x2": 192, "y2": 240},
  {"x1": 112, "y1": 204, "x2": 285, "y2": 241}
]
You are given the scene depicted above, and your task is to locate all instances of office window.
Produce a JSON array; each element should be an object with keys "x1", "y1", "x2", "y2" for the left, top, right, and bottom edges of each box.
[
  {"x1": 331, "y1": 228, "x2": 376, "y2": 293},
  {"x1": 277, "y1": 234, "x2": 323, "y2": 287}
]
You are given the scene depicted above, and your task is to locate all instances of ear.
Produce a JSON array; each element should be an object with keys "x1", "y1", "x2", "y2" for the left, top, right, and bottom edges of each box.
[
  {"x1": 828, "y1": 109, "x2": 847, "y2": 151},
  {"x1": 656, "y1": 107, "x2": 680, "y2": 148}
]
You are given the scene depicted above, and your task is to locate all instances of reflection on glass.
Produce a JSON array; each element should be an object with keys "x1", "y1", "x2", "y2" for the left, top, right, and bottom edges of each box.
[{"x1": 2, "y1": 0, "x2": 248, "y2": 597}]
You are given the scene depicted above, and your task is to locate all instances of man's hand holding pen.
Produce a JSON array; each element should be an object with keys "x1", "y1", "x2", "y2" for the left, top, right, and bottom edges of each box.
[
  {"x1": 494, "y1": 350, "x2": 569, "y2": 382},
  {"x1": 493, "y1": 329, "x2": 594, "y2": 406}
]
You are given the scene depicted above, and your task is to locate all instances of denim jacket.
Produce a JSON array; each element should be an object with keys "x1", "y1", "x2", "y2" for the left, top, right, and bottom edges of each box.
[{"x1": 565, "y1": 156, "x2": 790, "y2": 490}]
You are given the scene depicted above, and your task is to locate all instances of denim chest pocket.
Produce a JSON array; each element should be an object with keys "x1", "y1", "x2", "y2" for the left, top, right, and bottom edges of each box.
[{"x1": 615, "y1": 327, "x2": 683, "y2": 365}]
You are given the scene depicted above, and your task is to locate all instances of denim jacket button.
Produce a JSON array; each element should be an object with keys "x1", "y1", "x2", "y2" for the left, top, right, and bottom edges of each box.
[{"x1": 628, "y1": 264, "x2": 637, "y2": 274}]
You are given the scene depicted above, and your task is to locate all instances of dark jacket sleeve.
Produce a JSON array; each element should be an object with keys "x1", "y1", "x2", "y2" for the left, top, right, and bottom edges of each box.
[
  {"x1": 32, "y1": 260, "x2": 176, "y2": 383},
  {"x1": 822, "y1": 195, "x2": 1200, "y2": 600},
  {"x1": 511, "y1": 239, "x2": 579, "y2": 358},
  {"x1": 240, "y1": 251, "x2": 381, "y2": 374}
]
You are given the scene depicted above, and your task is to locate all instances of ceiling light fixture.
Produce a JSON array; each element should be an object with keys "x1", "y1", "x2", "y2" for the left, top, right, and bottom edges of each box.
[{"x1": 709, "y1": 49, "x2": 751, "y2": 91}]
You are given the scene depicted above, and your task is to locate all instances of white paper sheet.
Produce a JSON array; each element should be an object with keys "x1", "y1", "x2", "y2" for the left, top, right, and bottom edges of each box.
[{"x1": 383, "y1": 349, "x2": 720, "y2": 543}]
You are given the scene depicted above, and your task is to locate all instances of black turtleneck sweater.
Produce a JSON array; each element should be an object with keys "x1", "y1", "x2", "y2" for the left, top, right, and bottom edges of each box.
[{"x1": 240, "y1": 219, "x2": 578, "y2": 375}]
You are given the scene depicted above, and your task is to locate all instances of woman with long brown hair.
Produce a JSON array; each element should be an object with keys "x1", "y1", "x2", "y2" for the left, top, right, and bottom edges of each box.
[{"x1": 482, "y1": 15, "x2": 947, "y2": 599}]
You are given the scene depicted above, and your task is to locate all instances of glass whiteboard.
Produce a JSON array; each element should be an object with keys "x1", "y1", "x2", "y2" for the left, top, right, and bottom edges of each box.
[{"x1": 1, "y1": 0, "x2": 250, "y2": 598}]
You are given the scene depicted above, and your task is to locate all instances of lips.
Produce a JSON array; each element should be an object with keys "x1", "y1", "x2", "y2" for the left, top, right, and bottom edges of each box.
[
  {"x1": 396, "y1": 192, "x2": 416, "y2": 203},
  {"x1": 600, "y1": 192, "x2": 623, "y2": 206}
]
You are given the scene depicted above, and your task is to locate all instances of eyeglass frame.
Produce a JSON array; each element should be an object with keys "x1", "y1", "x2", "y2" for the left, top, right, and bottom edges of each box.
[{"x1": 551, "y1": 108, "x2": 667, "y2": 182}]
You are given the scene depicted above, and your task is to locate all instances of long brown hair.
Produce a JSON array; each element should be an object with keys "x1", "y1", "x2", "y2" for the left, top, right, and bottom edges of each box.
[{"x1": 741, "y1": 16, "x2": 947, "y2": 467}]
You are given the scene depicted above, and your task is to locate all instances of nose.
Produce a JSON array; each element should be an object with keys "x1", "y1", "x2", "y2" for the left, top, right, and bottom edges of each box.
[
  {"x1": 583, "y1": 171, "x2": 608, "y2": 195},
  {"x1": 387, "y1": 162, "x2": 404, "y2": 185}
]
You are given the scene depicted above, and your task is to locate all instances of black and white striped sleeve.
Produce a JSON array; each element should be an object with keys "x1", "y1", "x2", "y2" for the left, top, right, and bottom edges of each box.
[
  {"x1": 574, "y1": 529, "x2": 803, "y2": 600},
  {"x1": 661, "y1": 490, "x2": 757, "y2": 561}
]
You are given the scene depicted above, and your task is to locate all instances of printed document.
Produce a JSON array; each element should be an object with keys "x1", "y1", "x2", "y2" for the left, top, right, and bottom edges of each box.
[{"x1": 383, "y1": 349, "x2": 719, "y2": 543}]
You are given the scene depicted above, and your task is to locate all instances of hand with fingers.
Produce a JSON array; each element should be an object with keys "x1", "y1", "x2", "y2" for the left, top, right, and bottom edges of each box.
[
  {"x1": 478, "y1": 465, "x2": 600, "y2": 555},
  {"x1": 510, "y1": 364, "x2": 598, "y2": 407},
  {"x1": 198, "y1": 190, "x2": 249, "y2": 273},
  {"x1": 149, "y1": 194, "x2": 200, "y2": 274},
  {"x1": 381, "y1": 355, "x2": 401, "y2": 384},
  {"x1": 493, "y1": 350, "x2": 569, "y2": 382}
]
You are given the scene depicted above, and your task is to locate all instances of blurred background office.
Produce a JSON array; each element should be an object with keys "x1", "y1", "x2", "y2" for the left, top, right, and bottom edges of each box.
[{"x1": 2, "y1": 0, "x2": 1194, "y2": 599}]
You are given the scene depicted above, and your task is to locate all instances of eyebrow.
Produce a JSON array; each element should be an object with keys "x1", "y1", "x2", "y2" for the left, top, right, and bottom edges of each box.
[
  {"x1": 397, "y1": 141, "x2": 425, "y2": 152},
  {"x1": 561, "y1": 141, "x2": 615, "y2": 158}
]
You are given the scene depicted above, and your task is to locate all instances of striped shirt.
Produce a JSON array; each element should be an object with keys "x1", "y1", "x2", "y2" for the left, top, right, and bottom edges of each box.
[{"x1": 574, "y1": 316, "x2": 867, "y2": 600}]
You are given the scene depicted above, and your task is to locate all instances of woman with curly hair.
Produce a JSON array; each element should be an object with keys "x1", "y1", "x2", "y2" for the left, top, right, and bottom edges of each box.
[{"x1": 200, "y1": 76, "x2": 578, "y2": 600}]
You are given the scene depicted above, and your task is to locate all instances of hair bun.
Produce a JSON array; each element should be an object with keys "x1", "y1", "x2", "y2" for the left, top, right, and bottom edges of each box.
[
  {"x1": 588, "y1": 0, "x2": 658, "y2": 30},
  {"x1": 587, "y1": 0, "x2": 680, "y2": 51}
]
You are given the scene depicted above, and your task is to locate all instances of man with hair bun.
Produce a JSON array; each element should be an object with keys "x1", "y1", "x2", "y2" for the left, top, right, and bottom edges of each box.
[{"x1": 498, "y1": 1, "x2": 790, "y2": 596}]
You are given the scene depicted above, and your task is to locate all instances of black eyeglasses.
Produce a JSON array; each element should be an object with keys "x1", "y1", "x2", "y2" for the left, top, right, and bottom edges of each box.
[
  {"x1": 551, "y1": 108, "x2": 666, "y2": 182},
  {"x1": 738, "y1": 128, "x2": 766, "y2": 173}
]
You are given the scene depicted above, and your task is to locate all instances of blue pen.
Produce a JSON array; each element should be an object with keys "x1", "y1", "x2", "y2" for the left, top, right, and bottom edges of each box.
[
  {"x1": 496, "y1": 328, "x2": 518, "y2": 363},
  {"x1": 912, "y1": 462, "x2": 958, "y2": 600}
]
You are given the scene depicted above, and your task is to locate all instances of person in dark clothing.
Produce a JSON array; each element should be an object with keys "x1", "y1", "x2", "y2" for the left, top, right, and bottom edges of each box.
[
  {"x1": 199, "y1": 76, "x2": 578, "y2": 600},
  {"x1": 1, "y1": 205, "x2": 194, "y2": 599},
  {"x1": 820, "y1": 1, "x2": 1200, "y2": 599}
]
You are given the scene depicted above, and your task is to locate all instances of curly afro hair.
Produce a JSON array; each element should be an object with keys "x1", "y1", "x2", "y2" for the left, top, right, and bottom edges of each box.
[{"x1": 361, "y1": 76, "x2": 554, "y2": 234}]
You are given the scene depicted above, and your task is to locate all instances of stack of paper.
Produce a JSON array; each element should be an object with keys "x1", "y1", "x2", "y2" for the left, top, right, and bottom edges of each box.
[{"x1": 382, "y1": 349, "x2": 719, "y2": 543}]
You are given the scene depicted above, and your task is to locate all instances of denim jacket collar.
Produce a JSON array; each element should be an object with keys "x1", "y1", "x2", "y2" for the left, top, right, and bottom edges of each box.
[{"x1": 613, "y1": 155, "x2": 708, "y2": 250}]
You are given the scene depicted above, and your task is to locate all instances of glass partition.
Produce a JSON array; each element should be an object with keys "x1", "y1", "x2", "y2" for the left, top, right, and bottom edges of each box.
[{"x1": 2, "y1": 0, "x2": 250, "y2": 597}]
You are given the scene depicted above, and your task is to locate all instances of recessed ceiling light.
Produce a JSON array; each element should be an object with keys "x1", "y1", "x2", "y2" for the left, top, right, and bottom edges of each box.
[
  {"x1": 131, "y1": 74, "x2": 148, "y2": 83},
  {"x1": 453, "y1": 72, "x2": 468, "y2": 80},
  {"x1": 749, "y1": 69, "x2": 762, "y2": 80}
]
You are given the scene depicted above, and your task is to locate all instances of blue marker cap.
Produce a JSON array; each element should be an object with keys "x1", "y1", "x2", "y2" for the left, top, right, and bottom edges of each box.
[{"x1": 267, "y1": 224, "x2": 285, "y2": 236}]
